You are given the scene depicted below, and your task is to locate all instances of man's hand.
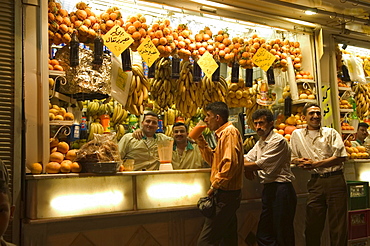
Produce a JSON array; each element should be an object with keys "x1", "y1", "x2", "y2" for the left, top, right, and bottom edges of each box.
[
  {"x1": 195, "y1": 135, "x2": 207, "y2": 148},
  {"x1": 207, "y1": 188, "x2": 215, "y2": 197},
  {"x1": 293, "y1": 158, "x2": 315, "y2": 169},
  {"x1": 244, "y1": 170, "x2": 255, "y2": 180},
  {"x1": 132, "y1": 128, "x2": 144, "y2": 140}
]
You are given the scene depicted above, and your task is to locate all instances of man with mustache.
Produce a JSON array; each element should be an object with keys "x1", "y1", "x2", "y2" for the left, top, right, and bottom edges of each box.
[
  {"x1": 244, "y1": 108, "x2": 296, "y2": 246},
  {"x1": 290, "y1": 103, "x2": 348, "y2": 246}
]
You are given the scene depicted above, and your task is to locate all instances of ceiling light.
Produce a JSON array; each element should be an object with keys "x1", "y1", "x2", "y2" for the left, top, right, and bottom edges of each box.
[
  {"x1": 283, "y1": 18, "x2": 317, "y2": 28},
  {"x1": 189, "y1": 0, "x2": 230, "y2": 9},
  {"x1": 305, "y1": 8, "x2": 318, "y2": 15}
]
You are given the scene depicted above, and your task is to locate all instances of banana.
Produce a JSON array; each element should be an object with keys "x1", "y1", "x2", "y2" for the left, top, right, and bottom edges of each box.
[{"x1": 125, "y1": 65, "x2": 149, "y2": 116}]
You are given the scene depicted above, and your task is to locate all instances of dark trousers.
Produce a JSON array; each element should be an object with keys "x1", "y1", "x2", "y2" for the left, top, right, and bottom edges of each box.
[
  {"x1": 197, "y1": 189, "x2": 241, "y2": 246},
  {"x1": 257, "y1": 182, "x2": 297, "y2": 246},
  {"x1": 305, "y1": 174, "x2": 348, "y2": 246}
]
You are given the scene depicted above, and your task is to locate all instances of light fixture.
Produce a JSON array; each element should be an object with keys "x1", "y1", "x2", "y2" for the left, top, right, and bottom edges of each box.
[
  {"x1": 189, "y1": 0, "x2": 230, "y2": 9},
  {"x1": 304, "y1": 8, "x2": 318, "y2": 15}
]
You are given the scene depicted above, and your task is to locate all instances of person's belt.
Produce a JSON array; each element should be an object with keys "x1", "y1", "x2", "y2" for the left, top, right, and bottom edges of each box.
[{"x1": 311, "y1": 170, "x2": 343, "y2": 178}]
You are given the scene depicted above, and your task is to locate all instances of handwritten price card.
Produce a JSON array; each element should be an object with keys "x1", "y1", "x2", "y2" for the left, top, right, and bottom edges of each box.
[
  {"x1": 103, "y1": 25, "x2": 134, "y2": 57},
  {"x1": 197, "y1": 51, "x2": 219, "y2": 79},
  {"x1": 116, "y1": 67, "x2": 129, "y2": 91},
  {"x1": 137, "y1": 36, "x2": 160, "y2": 67},
  {"x1": 364, "y1": 61, "x2": 370, "y2": 76},
  {"x1": 252, "y1": 48, "x2": 276, "y2": 72}
]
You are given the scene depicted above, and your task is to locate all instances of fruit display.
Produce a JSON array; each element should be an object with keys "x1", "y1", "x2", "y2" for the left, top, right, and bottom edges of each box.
[
  {"x1": 346, "y1": 145, "x2": 369, "y2": 159},
  {"x1": 226, "y1": 78, "x2": 254, "y2": 108},
  {"x1": 49, "y1": 103, "x2": 74, "y2": 121},
  {"x1": 149, "y1": 57, "x2": 175, "y2": 110},
  {"x1": 353, "y1": 83, "x2": 370, "y2": 118},
  {"x1": 48, "y1": 1, "x2": 73, "y2": 44},
  {"x1": 297, "y1": 83, "x2": 316, "y2": 100},
  {"x1": 48, "y1": 59, "x2": 64, "y2": 71},
  {"x1": 125, "y1": 13, "x2": 149, "y2": 51},
  {"x1": 339, "y1": 99, "x2": 352, "y2": 109},
  {"x1": 148, "y1": 18, "x2": 175, "y2": 57},
  {"x1": 100, "y1": 7, "x2": 125, "y2": 34},
  {"x1": 213, "y1": 30, "x2": 234, "y2": 64},
  {"x1": 48, "y1": 138, "x2": 82, "y2": 173},
  {"x1": 174, "y1": 60, "x2": 204, "y2": 118},
  {"x1": 341, "y1": 121, "x2": 355, "y2": 131},
  {"x1": 192, "y1": 27, "x2": 214, "y2": 59},
  {"x1": 125, "y1": 64, "x2": 150, "y2": 116},
  {"x1": 202, "y1": 76, "x2": 228, "y2": 107},
  {"x1": 296, "y1": 70, "x2": 314, "y2": 80},
  {"x1": 174, "y1": 24, "x2": 195, "y2": 60}
]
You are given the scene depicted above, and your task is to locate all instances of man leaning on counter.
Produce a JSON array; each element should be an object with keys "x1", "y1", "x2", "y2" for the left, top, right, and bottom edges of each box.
[
  {"x1": 118, "y1": 111, "x2": 172, "y2": 171},
  {"x1": 118, "y1": 112, "x2": 206, "y2": 170}
]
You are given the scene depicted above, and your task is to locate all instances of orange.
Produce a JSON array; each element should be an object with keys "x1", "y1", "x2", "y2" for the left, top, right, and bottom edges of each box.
[
  {"x1": 71, "y1": 162, "x2": 82, "y2": 173},
  {"x1": 65, "y1": 149, "x2": 77, "y2": 161},
  {"x1": 30, "y1": 163, "x2": 42, "y2": 174},
  {"x1": 46, "y1": 162, "x2": 61, "y2": 174},
  {"x1": 50, "y1": 151, "x2": 64, "y2": 163},
  {"x1": 60, "y1": 160, "x2": 72, "y2": 173},
  {"x1": 57, "y1": 141, "x2": 69, "y2": 154}
]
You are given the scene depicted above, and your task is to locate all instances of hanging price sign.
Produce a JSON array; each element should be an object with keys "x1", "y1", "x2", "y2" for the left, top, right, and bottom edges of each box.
[
  {"x1": 197, "y1": 51, "x2": 219, "y2": 79},
  {"x1": 103, "y1": 25, "x2": 134, "y2": 57},
  {"x1": 252, "y1": 47, "x2": 276, "y2": 72},
  {"x1": 137, "y1": 36, "x2": 160, "y2": 67}
]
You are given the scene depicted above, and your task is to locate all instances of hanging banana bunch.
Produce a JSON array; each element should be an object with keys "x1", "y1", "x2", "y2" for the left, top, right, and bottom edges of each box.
[
  {"x1": 149, "y1": 57, "x2": 176, "y2": 110},
  {"x1": 175, "y1": 60, "x2": 204, "y2": 118},
  {"x1": 125, "y1": 64, "x2": 150, "y2": 116},
  {"x1": 202, "y1": 75, "x2": 228, "y2": 108}
]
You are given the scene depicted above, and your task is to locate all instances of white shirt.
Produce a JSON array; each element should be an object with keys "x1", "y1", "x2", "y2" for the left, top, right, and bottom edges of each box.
[
  {"x1": 246, "y1": 130, "x2": 295, "y2": 184},
  {"x1": 290, "y1": 127, "x2": 347, "y2": 174}
]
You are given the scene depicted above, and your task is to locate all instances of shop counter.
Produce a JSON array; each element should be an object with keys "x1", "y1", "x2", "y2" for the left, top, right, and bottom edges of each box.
[
  {"x1": 344, "y1": 159, "x2": 370, "y2": 182},
  {"x1": 25, "y1": 166, "x2": 310, "y2": 221}
]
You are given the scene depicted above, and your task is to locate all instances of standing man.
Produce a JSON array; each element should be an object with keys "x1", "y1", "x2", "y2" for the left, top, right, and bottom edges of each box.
[
  {"x1": 351, "y1": 122, "x2": 369, "y2": 147},
  {"x1": 172, "y1": 122, "x2": 206, "y2": 169},
  {"x1": 118, "y1": 111, "x2": 172, "y2": 171},
  {"x1": 290, "y1": 103, "x2": 348, "y2": 246},
  {"x1": 244, "y1": 109, "x2": 296, "y2": 246},
  {"x1": 195, "y1": 102, "x2": 244, "y2": 246}
]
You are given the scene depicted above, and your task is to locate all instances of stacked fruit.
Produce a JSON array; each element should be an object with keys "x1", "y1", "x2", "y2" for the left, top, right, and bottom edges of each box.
[
  {"x1": 148, "y1": 19, "x2": 175, "y2": 57},
  {"x1": 213, "y1": 30, "x2": 233, "y2": 63},
  {"x1": 69, "y1": 1, "x2": 99, "y2": 43},
  {"x1": 48, "y1": 59, "x2": 64, "y2": 71},
  {"x1": 346, "y1": 145, "x2": 369, "y2": 159},
  {"x1": 296, "y1": 70, "x2": 314, "y2": 80},
  {"x1": 111, "y1": 102, "x2": 128, "y2": 141},
  {"x1": 192, "y1": 27, "x2": 214, "y2": 59},
  {"x1": 288, "y1": 41, "x2": 302, "y2": 71},
  {"x1": 49, "y1": 103, "x2": 74, "y2": 121},
  {"x1": 173, "y1": 24, "x2": 195, "y2": 60},
  {"x1": 48, "y1": 138, "x2": 82, "y2": 174},
  {"x1": 339, "y1": 99, "x2": 352, "y2": 109},
  {"x1": 125, "y1": 64, "x2": 150, "y2": 116},
  {"x1": 100, "y1": 7, "x2": 124, "y2": 34},
  {"x1": 48, "y1": 1, "x2": 73, "y2": 44},
  {"x1": 341, "y1": 121, "x2": 355, "y2": 131},
  {"x1": 297, "y1": 83, "x2": 316, "y2": 100},
  {"x1": 125, "y1": 13, "x2": 149, "y2": 51},
  {"x1": 264, "y1": 38, "x2": 288, "y2": 71},
  {"x1": 149, "y1": 57, "x2": 175, "y2": 110},
  {"x1": 274, "y1": 115, "x2": 299, "y2": 141},
  {"x1": 226, "y1": 78, "x2": 254, "y2": 108}
]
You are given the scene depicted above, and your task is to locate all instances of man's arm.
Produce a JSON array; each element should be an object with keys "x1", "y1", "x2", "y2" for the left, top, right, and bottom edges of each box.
[{"x1": 305, "y1": 156, "x2": 346, "y2": 169}]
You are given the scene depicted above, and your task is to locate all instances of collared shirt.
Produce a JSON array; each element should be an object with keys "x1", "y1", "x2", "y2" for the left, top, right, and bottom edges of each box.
[
  {"x1": 118, "y1": 133, "x2": 172, "y2": 171},
  {"x1": 245, "y1": 130, "x2": 295, "y2": 184},
  {"x1": 172, "y1": 141, "x2": 205, "y2": 169},
  {"x1": 197, "y1": 122, "x2": 243, "y2": 190},
  {"x1": 290, "y1": 127, "x2": 347, "y2": 174},
  {"x1": 351, "y1": 139, "x2": 363, "y2": 147}
]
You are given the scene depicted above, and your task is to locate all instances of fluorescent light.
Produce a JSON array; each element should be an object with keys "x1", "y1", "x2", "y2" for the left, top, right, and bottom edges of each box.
[
  {"x1": 305, "y1": 9, "x2": 318, "y2": 15},
  {"x1": 283, "y1": 18, "x2": 317, "y2": 27},
  {"x1": 51, "y1": 190, "x2": 124, "y2": 213},
  {"x1": 147, "y1": 183, "x2": 202, "y2": 199},
  {"x1": 189, "y1": 0, "x2": 230, "y2": 9}
]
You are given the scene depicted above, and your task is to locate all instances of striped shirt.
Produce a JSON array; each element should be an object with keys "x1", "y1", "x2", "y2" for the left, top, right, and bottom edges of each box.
[
  {"x1": 290, "y1": 127, "x2": 347, "y2": 174},
  {"x1": 245, "y1": 130, "x2": 295, "y2": 184},
  {"x1": 197, "y1": 122, "x2": 243, "y2": 190}
]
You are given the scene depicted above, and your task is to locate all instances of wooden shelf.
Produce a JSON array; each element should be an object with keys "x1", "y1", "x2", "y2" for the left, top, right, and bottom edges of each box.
[
  {"x1": 292, "y1": 99, "x2": 317, "y2": 105},
  {"x1": 49, "y1": 120, "x2": 73, "y2": 126},
  {"x1": 49, "y1": 70, "x2": 65, "y2": 77},
  {"x1": 340, "y1": 108, "x2": 354, "y2": 113}
]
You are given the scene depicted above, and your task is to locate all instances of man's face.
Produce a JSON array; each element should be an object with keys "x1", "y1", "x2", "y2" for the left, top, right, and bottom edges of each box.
[
  {"x1": 302, "y1": 106, "x2": 321, "y2": 130},
  {"x1": 173, "y1": 125, "x2": 188, "y2": 144},
  {"x1": 357, "y1": 126, "x2": 369, "y2": 141},
  {"x1": 141, "y1": 115, "x2": 158, "y2": 136},
  {"x1": 0, "y1": 193, "x2": 13, "y2": 239},
  {"x1": 204, "y1": 110, "x2": 219, "y2": 131},
  {"x1": 253, "y1": 116, "x2": 274, "y2": 139}
]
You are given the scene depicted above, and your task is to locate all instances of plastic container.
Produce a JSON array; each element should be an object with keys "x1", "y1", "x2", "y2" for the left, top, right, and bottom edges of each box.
[
  {"x1": 189, "y1": 120, "x2": 207, "y2": 140},
  {"x1": 157, "y1": 139, "x2": 173, "y2": 164}
]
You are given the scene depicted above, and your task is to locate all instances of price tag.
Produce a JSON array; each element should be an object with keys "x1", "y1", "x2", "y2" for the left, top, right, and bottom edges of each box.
[
  {"x1": 103, "y1": 25, "x2": 134, "y2": 57},
  {"x1": 197, "y1": 51, "x2": 219, "y2": 79},
  {"x1": 137, "y1": 36, "x2": 160, "y2": 67},
  {"x1": 364, "y1": 61, "x2": 370, "y2": 76},
  {"x1": 252, "y1": 47, "x2": 276, "y2": 72},
  {"x1": 116, "y1": 67, "x2": 128, "y2": 91}
]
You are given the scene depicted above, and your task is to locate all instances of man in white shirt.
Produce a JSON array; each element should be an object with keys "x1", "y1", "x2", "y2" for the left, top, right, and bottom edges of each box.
[
  {"x1": 244, "y1": 109, "x2": 296, "y2": 246},
  {"x1": 290, "y1": 103, "x2": 348, "y2": 246}
]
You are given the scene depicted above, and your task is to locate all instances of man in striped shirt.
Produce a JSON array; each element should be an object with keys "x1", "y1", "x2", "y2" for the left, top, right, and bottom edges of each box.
[
  {"x1": 244, "y1": 109, "x2": 296, "y2": 246},
  {"x1": 196, "y1": 102, "x2": 244, "y2": 246}
]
